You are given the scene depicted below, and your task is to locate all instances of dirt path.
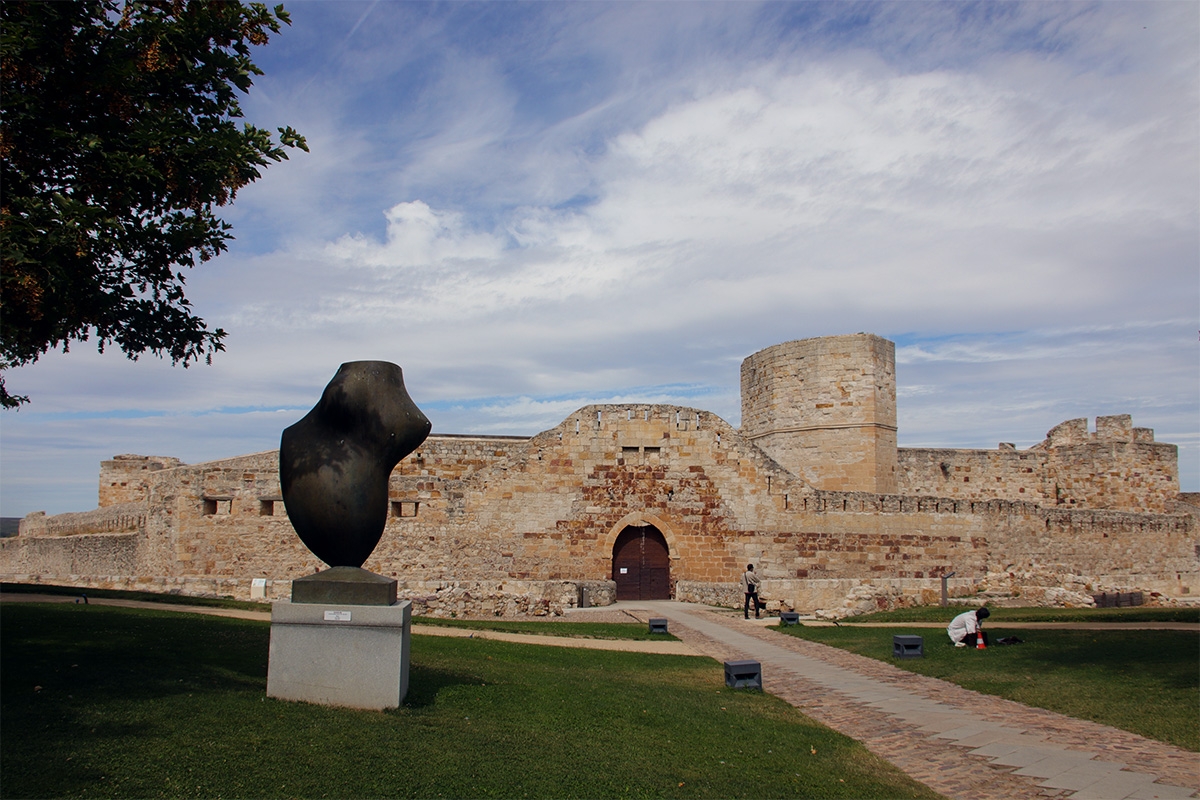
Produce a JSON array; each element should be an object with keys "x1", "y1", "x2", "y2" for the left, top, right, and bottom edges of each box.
[{"x1": 0, "y1": 593, "x2": 695, "y2": 655}]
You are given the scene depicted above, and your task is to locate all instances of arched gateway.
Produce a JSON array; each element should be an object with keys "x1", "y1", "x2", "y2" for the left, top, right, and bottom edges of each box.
[{"x1": 611, "y1": 525, "x2": 671, "y2": 600}]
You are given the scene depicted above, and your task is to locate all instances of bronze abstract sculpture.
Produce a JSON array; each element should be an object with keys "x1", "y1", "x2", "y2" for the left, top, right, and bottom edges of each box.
[{"x1": 280, "y1": 361, "x2": 430, "y2": 569}]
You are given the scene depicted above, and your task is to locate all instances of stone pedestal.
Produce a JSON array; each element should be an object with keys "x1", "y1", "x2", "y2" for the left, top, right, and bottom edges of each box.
[{"x1": 267, "y1": 600, "x2": 411, "y2": 710}]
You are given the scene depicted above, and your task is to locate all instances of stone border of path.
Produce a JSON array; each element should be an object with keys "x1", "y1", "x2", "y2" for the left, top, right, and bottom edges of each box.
[
  {"x1": 604, "y1": 601, "x2": 1198, "y2": 800},
  {"x1": 6, "y1": 593, "x2": 1196, "y2": 799}
]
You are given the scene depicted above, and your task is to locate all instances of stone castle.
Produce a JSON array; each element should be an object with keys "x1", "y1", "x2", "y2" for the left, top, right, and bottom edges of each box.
[{"x1": 3, "y1": 334, "x2": 1196, "y2": 617}]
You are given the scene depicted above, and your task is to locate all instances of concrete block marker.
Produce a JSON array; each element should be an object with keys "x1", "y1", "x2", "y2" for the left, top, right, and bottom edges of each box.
[
  {"x1": 892, "y1": 634, "x2": 923, "y2": 658},
  {"x1": 267, "y1": 600, "x2": 412, "y2": 710},
  {"x1": 724, "y1": 659, "x2": 762, "y2": 690}
]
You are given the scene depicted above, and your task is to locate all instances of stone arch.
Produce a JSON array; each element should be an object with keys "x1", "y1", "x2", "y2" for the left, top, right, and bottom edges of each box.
[{"x1": 602, "y1": 511, "x2": 680, "y2": 558}]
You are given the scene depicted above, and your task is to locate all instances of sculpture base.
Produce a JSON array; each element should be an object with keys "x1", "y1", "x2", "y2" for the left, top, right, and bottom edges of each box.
[
  {"x1": 266, "y1": 600, "x2": 410, "y2": 710},
  {"x1": 291, "y1": 566, "x2": 397, "y2": 606}
]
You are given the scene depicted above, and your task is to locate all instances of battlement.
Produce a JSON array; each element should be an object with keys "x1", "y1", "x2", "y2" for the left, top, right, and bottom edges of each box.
[{"x1": 1042, "y1": 415, "x2": 1156, "y2": 447}]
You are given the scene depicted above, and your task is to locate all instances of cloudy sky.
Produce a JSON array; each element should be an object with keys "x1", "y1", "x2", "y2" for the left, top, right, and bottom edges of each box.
[{"x1": 3, "y1": 0, "x2": 1197, "y2": 517}]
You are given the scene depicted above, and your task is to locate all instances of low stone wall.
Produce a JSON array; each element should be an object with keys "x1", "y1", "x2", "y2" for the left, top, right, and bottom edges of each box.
[
  {"x1": 17, "y1": 503, "x2": 146, "y2": 537},
  {"x1": 400, "y1": 579, "x2": 617, "y2": 618},
  {"x1": 0, "y1": 531, "x2": 140, "y2": 577}
]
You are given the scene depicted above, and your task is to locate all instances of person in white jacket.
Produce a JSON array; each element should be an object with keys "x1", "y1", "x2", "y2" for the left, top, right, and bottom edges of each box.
[
  {"x1": 947, "y1": 607, "x2": 990, "y2": 647},
  {"x1": 741, "y1": 564, "x2": 763, "y2": 619}
]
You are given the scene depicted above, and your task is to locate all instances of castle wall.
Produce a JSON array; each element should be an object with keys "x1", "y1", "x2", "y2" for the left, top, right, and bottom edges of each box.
[
  {"x1": 3, "y1": 405, "x2": 1195, "y2": 616},
  {"x1": 741, "y1": 334, "x2": 897, "y2": 493},
  {"x1": 2, "y1": 335, "x2": 1193, "y2": 617}
]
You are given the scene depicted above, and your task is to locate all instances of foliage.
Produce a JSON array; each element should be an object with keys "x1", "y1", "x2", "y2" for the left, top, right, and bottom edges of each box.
[
  {"x1": 0, "y1": 0, "x2": 306, "y2": 407},
  {"x1": 777, "y1": 623, "x2": 1200, "y2": 751},
  {"x1": 0, "y1": 604, "x2": 938, "y2": 798}
]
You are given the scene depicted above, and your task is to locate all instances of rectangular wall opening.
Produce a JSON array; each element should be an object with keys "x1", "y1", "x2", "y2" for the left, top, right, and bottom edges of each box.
[{"x1": 391, "y1": 501, "x2": 419, "y2": 518}]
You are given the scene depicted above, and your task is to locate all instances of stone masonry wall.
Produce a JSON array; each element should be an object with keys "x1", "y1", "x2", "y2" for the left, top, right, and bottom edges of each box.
[
  {"x1": 99, "y1": 455, "x2": 182, "y2": 507},
  {"x1": 2, "y1": 335, "x2": 1192, "y2": 617},
  {"x1": 898, "y1": 415, "x2": 1178, "y2": 513},
  {"x1": 4, "y1": 401, "x2": 1194, "y2": 616},
  {"x1": 741, "y1": 334, "x2": 898, "y2": 493}
]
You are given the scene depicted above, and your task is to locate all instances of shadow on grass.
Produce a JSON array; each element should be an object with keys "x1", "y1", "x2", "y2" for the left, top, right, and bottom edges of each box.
[{"x1": 402, "y1": 662, "x2": 484, "y2": 709}]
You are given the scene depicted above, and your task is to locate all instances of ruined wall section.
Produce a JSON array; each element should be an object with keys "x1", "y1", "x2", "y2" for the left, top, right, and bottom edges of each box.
[
  {"x1": 1037, "y1": 416, "x2": 1178, "y2": 512},
  {"x1": 897, "y1": 415, "x2": 1179, "y2": 512},
  {"x1": 741, "y1": 333, "x2": 897, "y2": 493}
]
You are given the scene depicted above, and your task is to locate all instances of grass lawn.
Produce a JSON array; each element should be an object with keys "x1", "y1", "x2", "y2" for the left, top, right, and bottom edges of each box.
[
  {"x1": 1, "y1": 581, "x2": 269, "y2": 612},
  {"x1": 2, "y1": 604, "x2": 938, "y2": 799},
  {"x1": 845, "y1": 605, "x2": 1200, "y2": 624},
  {"x1": 775, "y1": 623, "x2": 1200, "y2": 752}
]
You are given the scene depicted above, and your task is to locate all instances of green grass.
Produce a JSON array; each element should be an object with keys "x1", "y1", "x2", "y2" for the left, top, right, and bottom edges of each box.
[
  {"x1": 775, "y1": 623, "x2": 1200, "y2": 751},
  {"x1": 1, "y1": 581, "x2": 269, "y2": 611},
  {"x1": 412, "y1": 615, "x2": 677, "y2": 641},
  {"x1": 845, "y1": 605, "x2": 1200, "y2": 624},
  {"x1": 1, "y1": 604, "x2": 938, "y2": 799}
]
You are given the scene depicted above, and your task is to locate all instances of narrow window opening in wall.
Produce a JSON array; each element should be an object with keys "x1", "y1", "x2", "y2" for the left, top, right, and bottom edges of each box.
[
  {"x1": 203, "y1": 498, "x2": 232, "y2": 515},
  {"x1": 622, "y1": 446, "x2": 639, "y2": 454},
  {"x1": 575, "y1": 419, "x2": 580, "y2": 434},
  {"x1": 627, "y1": 409, "x2": 633, "y2": 420},
  {"x1": 644, "y1": 447, "x2": 660, "y2": 454},
  {"x1": 259, "y1": 500, "x2": 274, "y2": 517},
  {"x1": 696, "y1": 413, "x2": 701, "y2": 429},
  {"x1": 391, "y1": 501, "x2": 419, "y2": 518},
  {"x1": 644, "y1": 409, "x2": 649, "y2": 420}
]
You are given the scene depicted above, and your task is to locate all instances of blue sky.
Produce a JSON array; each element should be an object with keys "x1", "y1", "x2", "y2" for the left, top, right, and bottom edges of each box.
[{"x1": 2, "y1": 0, "x2": 1197, "y2": 516}]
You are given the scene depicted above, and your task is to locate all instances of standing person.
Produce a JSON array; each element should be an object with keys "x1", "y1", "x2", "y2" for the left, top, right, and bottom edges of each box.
[
  {"x1": 741, "y1": 564, "x2": 763, "y2": 619},
  {"x1": 946, "y1": 607, "x2": 990, "y2": 647}
]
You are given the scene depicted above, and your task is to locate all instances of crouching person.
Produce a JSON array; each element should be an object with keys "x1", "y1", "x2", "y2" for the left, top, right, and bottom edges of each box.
[{"x1": 947, "y1": 607, "x2": 990, "y2": 648}]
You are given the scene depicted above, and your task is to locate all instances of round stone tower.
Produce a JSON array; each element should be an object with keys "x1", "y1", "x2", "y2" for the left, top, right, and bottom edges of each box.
[{"x1": 740, "y1": 333, "x2": 898, "y2": 493}]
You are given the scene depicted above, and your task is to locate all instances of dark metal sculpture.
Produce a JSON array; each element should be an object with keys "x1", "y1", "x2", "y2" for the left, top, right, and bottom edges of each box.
[{"x1": 280, "y1": 361, "x2": 430, "y2": 569}]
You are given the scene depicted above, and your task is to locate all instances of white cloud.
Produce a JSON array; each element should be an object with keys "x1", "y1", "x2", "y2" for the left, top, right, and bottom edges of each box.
[{"x1": 3, "y1": 1, "x2": 1196, "y2": 516}]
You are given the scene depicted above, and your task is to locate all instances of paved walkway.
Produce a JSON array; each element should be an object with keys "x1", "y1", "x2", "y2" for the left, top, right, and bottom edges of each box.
[{"x1": 583, "y1": 601, "x2": 1198, "y2": 800}]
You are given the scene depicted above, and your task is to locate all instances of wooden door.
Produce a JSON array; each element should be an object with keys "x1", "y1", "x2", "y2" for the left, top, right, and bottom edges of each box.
[{"x1": 612, "y1": 525, "x2": 671, "y2": 600}]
